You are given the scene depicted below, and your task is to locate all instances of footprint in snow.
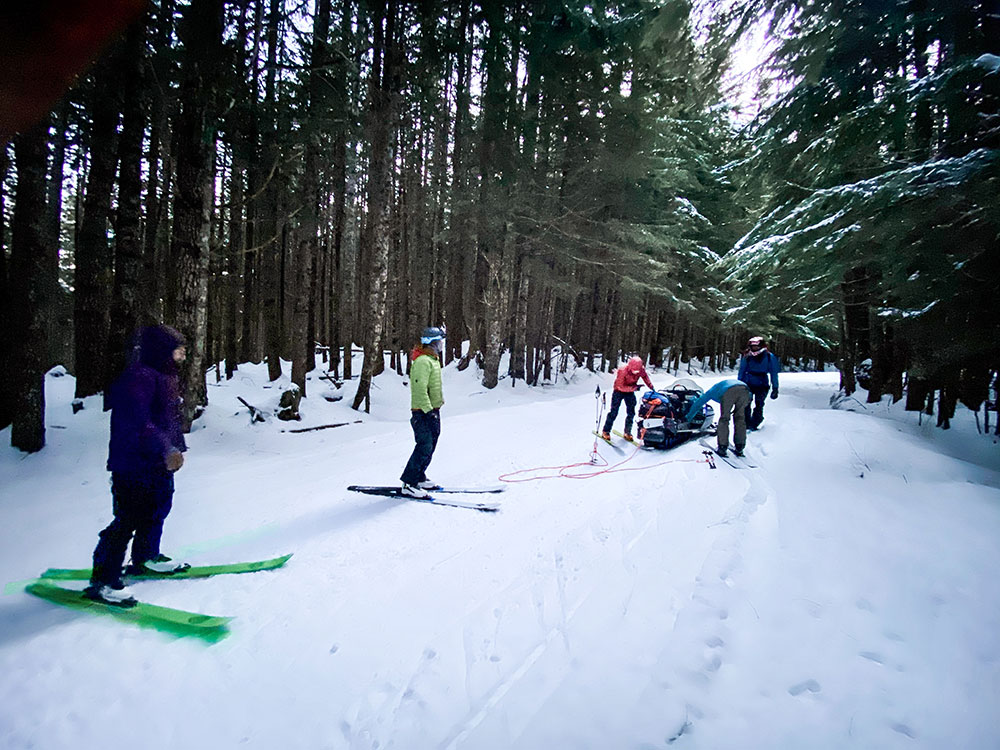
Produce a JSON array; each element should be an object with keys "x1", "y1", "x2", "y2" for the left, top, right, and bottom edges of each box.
[
  {"x1": 891, "y1": 723, "x2": 916, "y2": 739},
  {"x1": 788, "y1": 679, "x2": 821, "y2": 696},
  {"x1": 859, "y1": 651, "x2": 884, "y2": 664}
]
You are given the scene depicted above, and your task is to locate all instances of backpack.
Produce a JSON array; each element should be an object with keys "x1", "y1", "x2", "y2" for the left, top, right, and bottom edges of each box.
[{"x1": 636, "y1": 379, "x2": 713, "y2": 449}]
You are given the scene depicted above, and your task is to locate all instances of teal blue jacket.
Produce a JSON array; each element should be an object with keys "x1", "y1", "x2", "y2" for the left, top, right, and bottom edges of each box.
[{"x1": 685, "y1": 379, "x2": 746, "y2": 421}]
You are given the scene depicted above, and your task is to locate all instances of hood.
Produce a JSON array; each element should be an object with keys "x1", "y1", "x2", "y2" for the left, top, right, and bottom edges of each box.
[
  {"x1": 627, "y1": 356, "x2": 644, "y2": 372},
  {"x1": 411, "y1": 345, "x2": 436, "y2": 361},
  {"x1": 139, "y1": 325, "x2": 185, "y2": 374}
]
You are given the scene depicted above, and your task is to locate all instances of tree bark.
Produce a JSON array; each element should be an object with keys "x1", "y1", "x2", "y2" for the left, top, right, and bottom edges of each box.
[
  {"x1": 108, "y1": 19, "x2": 149, "y2": 398},
  {"x1": 170, "y1": 0, "x2": 224, "y2": 428},
  {"x1": 477, "y1": 4, "x2": 512, "y2": 389},
  {"x1": 226, "y1": 157, "x2": 245, "y2": 379},
  {"x1": 10, "y1": 124, "x2": 53, "y2": 451},
  {"x1": 261, "y1": 0, "x2": 284, "y2": 382},
  {"x1": 352, "y1": 0, "x2": 399, "y2": 411},
  {"x1": 74, "y1": 53, "x2": 121, "y2": 398},
  {"x1": 0, "y1": 147, "x2": 10, "y2": 429},
  {"x1": 290, "y1": 0, "x2": 332, "y2": 395}
]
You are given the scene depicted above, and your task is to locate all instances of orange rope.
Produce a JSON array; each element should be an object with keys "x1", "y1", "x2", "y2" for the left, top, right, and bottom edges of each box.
[{"x1": 498, "y1": 441, "x2": 710, "y2": 484}]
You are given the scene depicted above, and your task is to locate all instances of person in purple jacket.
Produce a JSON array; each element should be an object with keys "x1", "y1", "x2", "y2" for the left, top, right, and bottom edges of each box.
[
  {"x1": 84, "y1": 325, "x2": 191, "y2": 606},
  {"x1": 738, "y1": 336, "x2": 780, "y2": 430}
]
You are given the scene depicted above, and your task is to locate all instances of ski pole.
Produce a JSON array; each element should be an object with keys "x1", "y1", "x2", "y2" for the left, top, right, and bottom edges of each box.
[{"x1": 592, "y1": 386, "x2": 606, "y2": 464}]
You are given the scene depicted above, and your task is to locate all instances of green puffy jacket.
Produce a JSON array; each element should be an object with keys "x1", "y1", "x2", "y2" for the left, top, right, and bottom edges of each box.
[{"x1": 410, "y1": 349, "x2": 443, "y2": 413}]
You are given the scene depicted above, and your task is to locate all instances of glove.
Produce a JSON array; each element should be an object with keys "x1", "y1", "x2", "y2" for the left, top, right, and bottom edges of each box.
[
  {"x1": 166, "y1": 449, "x2": 185, "y2": 472},
  {"x1": 769, "y1": 389, "x2": 778, "y2": 400}
]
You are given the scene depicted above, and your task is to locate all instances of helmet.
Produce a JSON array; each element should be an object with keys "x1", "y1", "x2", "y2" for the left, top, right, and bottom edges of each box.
[
  {"x1": 748, "y1": 336, "x2": 764, "y2": 351},
  {"x1": 420, "y1": 326, "x2": 446, "y2": 344}
]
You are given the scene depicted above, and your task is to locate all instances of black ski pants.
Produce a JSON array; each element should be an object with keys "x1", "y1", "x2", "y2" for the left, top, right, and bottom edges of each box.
[
  {"x1": 91, "y1": 470, "x2": 174, "y2": 585},
  {"x1": 745, "y1": 384, "x2": 771, "y2": 429},
  {"x1": 603, "y1": 390, "x2": 638, "y2": 435},
  {"x1": 401, "y1": 409, "x2": 440, "y2": 486}
]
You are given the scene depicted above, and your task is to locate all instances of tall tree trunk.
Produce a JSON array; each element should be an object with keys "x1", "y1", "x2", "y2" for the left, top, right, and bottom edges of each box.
[
  {"x1": 74, "y1": 53, "x2": 121, "y2": 398},
  {"x1": 170, "y1": 0, "x2": 223, "y2": 428},
  {"x1": 446, "y1": 0, "x2": 472, "y2": 362},
  {"x1": 477, "y1": 4, "x2": 511, "y2": 389},
  {"x1": 108, "y1": 19, "x2": 149, "y2": 399},
  {"x1": 352, "y1": 0, "x2": 399, "y2": 411},
  {"x1": 226, "y1": 159, "x2": 245, "y2": 379},
  {"x1": 0, "y1": 147, "x2": 10, "y2": 429},
  {"x1": 328, "y1": 4, "x2": 351, "y2": 377},
  {"x1": 261, "y1": 0, "x2": 284, "y2": 382},
  {"x1": 290, "y1": 0, "x2": 332, "y2": 395},
  {"x1": 509, "y1": 254, "x2": 528, "y2": 381},
  {"x1": 10, "y1": 124, "x2": 52, "y2": 451},
  {"x1": 240, "y1": 0, "x2": 263, "y2": 364},
  {"x1": 45, "y1": 100, "x2": 70, "y2": 370},
  {"x1": 144, "y1": 0, "x2": 174, "y2": 320}
]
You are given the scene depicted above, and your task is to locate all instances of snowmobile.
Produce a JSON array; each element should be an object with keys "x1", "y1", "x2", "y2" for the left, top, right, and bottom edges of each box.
[{"x1": 636, "y1": 378, "x2": 715, "y2": 449}]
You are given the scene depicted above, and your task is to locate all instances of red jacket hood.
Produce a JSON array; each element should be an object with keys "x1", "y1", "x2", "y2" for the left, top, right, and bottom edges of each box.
[{"x1": 411, "y1": 345, "x2": 436, "y2": 360}]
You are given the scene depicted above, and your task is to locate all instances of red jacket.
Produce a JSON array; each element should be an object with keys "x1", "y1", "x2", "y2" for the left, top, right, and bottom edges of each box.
[{"x1": 613, "y1": 356, "x2": 654, "y2": 393}]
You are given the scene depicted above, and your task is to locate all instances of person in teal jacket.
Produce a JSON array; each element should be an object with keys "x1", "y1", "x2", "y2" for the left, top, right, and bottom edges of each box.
[
  {"x1": 401, "y1": 327, "x2": 446, "y2": 497},
  {"x1": 685, "y1": 378, "x2": 752, "y2": 457}
]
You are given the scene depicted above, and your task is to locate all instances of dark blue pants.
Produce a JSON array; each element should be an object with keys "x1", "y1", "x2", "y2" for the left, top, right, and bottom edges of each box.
[
  {"x1": 603, "y1": 391, "x2": 637, "y2": 435},
  {"x1": 401, "y1": 410, "x2": 440, "y2": 485},
  {"x1": 91, "y1": 470, "x2": 174, "y2": 585},
  {"x1": 745, "y1": 384, "x2": 770, "y2": 429}
]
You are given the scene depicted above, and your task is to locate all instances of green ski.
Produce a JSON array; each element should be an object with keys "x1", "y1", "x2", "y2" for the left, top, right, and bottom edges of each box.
[
  {"x1": 25, "y1": 582, "x2": 232, "y2": 643},
  {"x1": 40, "y1": 553, "x2": 293, "y2": 582}
]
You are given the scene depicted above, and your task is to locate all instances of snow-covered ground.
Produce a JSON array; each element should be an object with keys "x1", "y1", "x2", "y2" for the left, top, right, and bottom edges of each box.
[{"x1": 1, "y1": 354, "x2": 999, "y2": 750}]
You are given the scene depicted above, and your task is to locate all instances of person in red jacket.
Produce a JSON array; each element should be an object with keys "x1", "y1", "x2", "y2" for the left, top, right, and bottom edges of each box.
[{"x1": 602, "y1": 356, "x2": 655, "y2": 441}]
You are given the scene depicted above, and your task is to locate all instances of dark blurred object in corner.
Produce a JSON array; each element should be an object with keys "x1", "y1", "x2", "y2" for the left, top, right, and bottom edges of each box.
[{"x1": 0, "y1": 0, "x2": 147, "y2": 144}]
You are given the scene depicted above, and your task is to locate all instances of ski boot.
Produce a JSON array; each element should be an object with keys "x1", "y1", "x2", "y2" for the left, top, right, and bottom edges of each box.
[
  {"x1": 83, "y1": 581, "x2": 137, "y2": 608},
  {"x1": 126, "y1": 554, "x2": 191, "y2": 576},
  {"x1": 401, "y1": 483, "x2": 431, "y2": 499}
]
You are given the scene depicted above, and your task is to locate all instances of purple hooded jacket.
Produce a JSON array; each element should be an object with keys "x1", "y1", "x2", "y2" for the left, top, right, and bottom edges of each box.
[{"x1": 107, "y1": 325, "x2": 187, "y2": 475}]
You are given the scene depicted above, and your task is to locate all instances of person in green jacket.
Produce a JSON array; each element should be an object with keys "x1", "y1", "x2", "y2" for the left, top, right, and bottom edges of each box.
[{"x1": 401, "y1": 327, "x2": 446, "y2": 497}]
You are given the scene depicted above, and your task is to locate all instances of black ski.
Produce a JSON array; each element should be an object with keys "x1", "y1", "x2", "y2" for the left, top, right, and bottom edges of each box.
[
  {"x1": 347, "y1": 486, "x2": 500, "y2": 512},
  {"x1": 347, "y1": 484, "x2": 505, "y2": 495},
  {"x1": 423, "y1": 485, "x2": 506, "y2": 494}
]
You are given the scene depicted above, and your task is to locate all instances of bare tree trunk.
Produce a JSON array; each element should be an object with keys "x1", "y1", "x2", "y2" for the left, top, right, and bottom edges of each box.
[
  {"x1": 226, "y1": 158, "x2": 244, "y2": 379},
  {"x1": 476, "y1": 4, "x2": 512, "y2": 389},
  {"x1": 509, "y1": 255, "x2": 528, "y2": 381},
  {"x1": 0, "y1": 148, "x2": 11, "y2": 429},
  {"x1": 74, "y1": 52, "x2": 121, "y2": 398},
  {"x1": 446, "y1": 0, "x2": 472, "y2": 363},
  {"x1": 45, "y1": 100, "x2": 70, "y2": 370},
  {"x1": 144, "y1": 0, "x2": 174, "y2": 321},
  {"x1": 171, "y1": 0, "x2": 223, "y2": 427},
  {"x1": 329, "y1": 28, "x2": 349, "y2": 377},
  {"x1": 108, "y1": 20, "x2": 148, "y2": 398},
  {"x1": 290, "y1": 0, "x2": 332, "y2": 395},
  {"x1": 260, "y1": 0, "x2": 284, "y2": 382},
  {"x1": 10, "y1": 124, "x2": 52, "y2": 451},
  {"x1": 329, "y1": 1, "x2": 350, "y2": 377},
  {"x1": 352, "y1": 0, "x2": 399, "y2": 411}
]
